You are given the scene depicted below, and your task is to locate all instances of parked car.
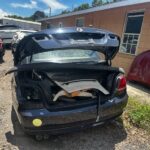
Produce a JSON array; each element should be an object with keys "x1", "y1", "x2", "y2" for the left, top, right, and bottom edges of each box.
[
  {"x1": 8, "y1": 27, "x2": 128, "y2": 140},
  {"x1": 127, "y1": 50, "x2": 150, "y2": 87},
  {"x1": 0, "y1": 38, "x2": 5, "y2": 61},
  {"x1": 11, "y1": 30, "x2": 36, "y2": 54},
  {"x1": 0, "y1": 25, "x2": 21, "y2": 46}
]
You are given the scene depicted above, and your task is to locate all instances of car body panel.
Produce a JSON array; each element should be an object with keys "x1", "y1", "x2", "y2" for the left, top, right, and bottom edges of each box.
[
  {"x1": 127, "y1": 50, "x2": 150, "y2": 87},
  {"x1": 14, "y1": 27, "x2": 120, "y2": 65},
  {"x1": 11, "y1": 30, "x2": 36, "y2": 53},
  {"x1": 0, "y1": 38, "x2": 5, "y2": 59},
  {"x1": 12, "y1": 93, "x2": 128, "y2": 135}
]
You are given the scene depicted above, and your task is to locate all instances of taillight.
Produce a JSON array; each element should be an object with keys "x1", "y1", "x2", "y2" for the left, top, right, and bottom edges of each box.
[{"x1": 117, "y1": 74, "x2": 127, "y2": 92}]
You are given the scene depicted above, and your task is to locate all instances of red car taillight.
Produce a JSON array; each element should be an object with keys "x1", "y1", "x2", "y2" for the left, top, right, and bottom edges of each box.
[{"x1": 117, "y1": 75, "x2": 127, "y2": 92}]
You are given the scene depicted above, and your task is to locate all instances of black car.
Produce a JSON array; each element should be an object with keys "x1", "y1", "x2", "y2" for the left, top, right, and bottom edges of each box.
[
  {"x1": 8, "y1": 27, "x2": 128, "y2": 140},
  {"x1": 0, "y1": 38, "x2": 5, "y2": 61}
]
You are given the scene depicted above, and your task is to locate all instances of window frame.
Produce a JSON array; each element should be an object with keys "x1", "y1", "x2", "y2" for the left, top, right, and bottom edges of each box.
[
  {"x1": 75, "y1": 17, "x2": 85, "y2": 27},
  {"x1": 120, "y1": 10, "x2": 145, "y2": 56}
]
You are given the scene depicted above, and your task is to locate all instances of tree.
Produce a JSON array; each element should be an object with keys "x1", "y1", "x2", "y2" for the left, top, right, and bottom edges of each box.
[
  {"x1": 105, "y1": 0, "x2": 110, "y2": 4},
  {"x1": 30, "y1": 11, "x2": 47, "y2": 21},
  {"x1": 92, "y1": 0, "x2": 103, "y2": 7},
  {"x1": 73, "y1": 3, "x2": 90, "y2": 11},
  {"x1": 7, "y1": 15, "x2": 24, "y2": 20},
  {"x1": 7, "y1": 11, "x2": 47, "y2": 21},
  {"x1": 61, "y1": 10, "x2": 71, "y2": 14}
]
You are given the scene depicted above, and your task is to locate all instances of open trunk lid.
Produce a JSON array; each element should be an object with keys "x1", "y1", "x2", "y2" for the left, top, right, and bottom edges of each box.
[{"x1": 14, "y1": 27, "x2": 120, "y2": 65}]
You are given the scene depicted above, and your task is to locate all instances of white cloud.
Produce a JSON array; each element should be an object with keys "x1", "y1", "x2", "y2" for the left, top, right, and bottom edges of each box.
[
  {"x1": 43, "y1": 8, "x2": 57, "y2": 15},
  {"x1": 41, "y1": 0, "x2": 68, "y2": 12},
  {"x1": 0, "y1": 9, "x2": 11, "y2": 17},
  {"x1": 11, "y1": 0, "x2": 38, "y2": 9}
]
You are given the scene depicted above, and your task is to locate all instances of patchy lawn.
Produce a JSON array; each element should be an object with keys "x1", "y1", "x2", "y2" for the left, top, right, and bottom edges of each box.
[{"x1": 124, "y1": 97, "x2": 150, "y2": 133}]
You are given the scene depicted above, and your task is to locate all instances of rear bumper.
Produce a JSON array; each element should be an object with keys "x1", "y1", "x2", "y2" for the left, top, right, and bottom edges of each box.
[{"x1": 14, "y1": 95, "x2": 128, "y2": 135}]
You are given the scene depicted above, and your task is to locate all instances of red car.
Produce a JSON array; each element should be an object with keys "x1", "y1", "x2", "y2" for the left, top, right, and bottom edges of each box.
[
  {"x1": 0, "y1": 38, "x2": 5, "y2": 61},
  {"x1": 127, "y1": 50, "x2": 150, "y2": 87}
]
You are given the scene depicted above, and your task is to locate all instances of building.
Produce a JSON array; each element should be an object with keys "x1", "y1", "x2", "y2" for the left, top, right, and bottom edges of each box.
[
  {"x1": 0, "y1": 17, "x2": 41, "y2": 31},
  {"x1": 39, "y1": 0, "x2": 150, "y2": 74}
]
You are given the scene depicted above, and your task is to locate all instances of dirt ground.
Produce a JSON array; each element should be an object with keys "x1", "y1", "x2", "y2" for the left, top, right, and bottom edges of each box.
[
  {"x1": 0, "y1": 51, "x2": 150, "y2": 150},
  {"x1": 127, "y1": 83, "x2": 150, "y2": 104}
]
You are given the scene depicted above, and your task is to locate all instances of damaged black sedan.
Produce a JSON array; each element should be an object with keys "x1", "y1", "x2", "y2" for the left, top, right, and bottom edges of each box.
[{"x1": 9, "y1": 27, "x2": 128, "y2": 139}]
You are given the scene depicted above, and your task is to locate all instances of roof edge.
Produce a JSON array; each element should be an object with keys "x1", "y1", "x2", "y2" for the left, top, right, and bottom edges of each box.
[
  {"x1": 38, "y1": 0, "x2": 150, "y2": 22},
  {"x1": 1, "y1": 17, "x2": 41, "y2": 25}
]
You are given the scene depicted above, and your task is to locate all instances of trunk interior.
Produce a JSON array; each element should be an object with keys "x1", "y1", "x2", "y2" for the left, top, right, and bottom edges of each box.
[{"x1": 16, "y1": 64, "x2": 121, "y2": 111}]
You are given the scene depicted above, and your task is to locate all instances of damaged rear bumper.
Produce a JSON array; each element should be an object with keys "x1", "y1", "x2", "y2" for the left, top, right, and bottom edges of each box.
[{"x1": 15, "y1": 95, "x2": 128, "y2": 135}]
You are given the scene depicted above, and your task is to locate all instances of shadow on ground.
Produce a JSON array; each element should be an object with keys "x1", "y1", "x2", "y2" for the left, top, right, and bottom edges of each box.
[
  {"x1": 128, "y1": 81, "x2": 150, "y2": 94},
  {"x1": 5, "y1": 107, "x2": 127, "y2": 150},
  {"x1": 0, "y1": 57, "x2": 4, "y2": 64}
]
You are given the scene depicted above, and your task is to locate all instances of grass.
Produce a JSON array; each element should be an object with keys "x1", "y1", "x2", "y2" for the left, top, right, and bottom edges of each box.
[{"x1": 125, "y1": 97, "x2": 150, "y2": 132}]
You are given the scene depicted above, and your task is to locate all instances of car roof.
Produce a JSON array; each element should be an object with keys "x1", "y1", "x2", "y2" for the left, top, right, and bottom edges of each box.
[{"x1": 17, "y1": 29, "x2": 36, "y2": 32}]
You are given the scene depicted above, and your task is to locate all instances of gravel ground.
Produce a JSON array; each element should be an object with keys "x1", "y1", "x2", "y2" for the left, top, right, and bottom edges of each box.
[{"x1": 0, "y1": 51, "x2": 150, "y2": 150}]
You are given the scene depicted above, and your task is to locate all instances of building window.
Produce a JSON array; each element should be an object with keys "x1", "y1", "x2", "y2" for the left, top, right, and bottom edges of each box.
[
  {"x1": 120, "y1": 11, "x2": 144, "y2": 55},
  {"x1": 59, "y1": 22, "x2": 63, "y2": 28},
  {"x1": 76, "y1": 18, "x2": 84, "y2": 27},
  {"x1": 0, "y1": 19, "x2": 3, "y2": 25}
]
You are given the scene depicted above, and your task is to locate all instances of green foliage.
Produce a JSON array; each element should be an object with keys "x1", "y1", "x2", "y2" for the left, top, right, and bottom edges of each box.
[
  {"x1": 7, "y1": 11, "x2": 47, "y2": 21},
  {"x1": 61, "y1": 0, "x2": 120, "y2": 14},
  {"x1": 92, "y1": 0, "x2": 103, "y2": 7},
  {"x1": 7, "y1": 0, "x2": 123, "y2": 20},
  {"x1": 30, "y1": 11, "x2": 47, "y2": 21},
  {"x1": 7, "y1": 15, "x2": 24, "y2": 20},
  {"x1": 73, "y1": 3, "x2": 90, "y2": 11},
  {"x1": 61, "y1": 10, "x2": 71, "y2": 14},
  {"x1": 127, "y1": 97, "x2": 150, "y2": 132}
]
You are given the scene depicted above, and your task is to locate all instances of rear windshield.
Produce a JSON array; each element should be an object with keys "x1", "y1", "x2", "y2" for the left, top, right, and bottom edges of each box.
[
  {"x1": 53, "y1": 32, "x2": 105, "y2": 40},
  {"x1": 22, "y1": 49, "x2": 104, "y2": 64}
]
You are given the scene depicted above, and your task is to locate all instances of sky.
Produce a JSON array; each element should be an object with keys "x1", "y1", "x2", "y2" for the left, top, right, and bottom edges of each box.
[{"x1": 0, "y1": 0, "x2": 95, "y2": 17}]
